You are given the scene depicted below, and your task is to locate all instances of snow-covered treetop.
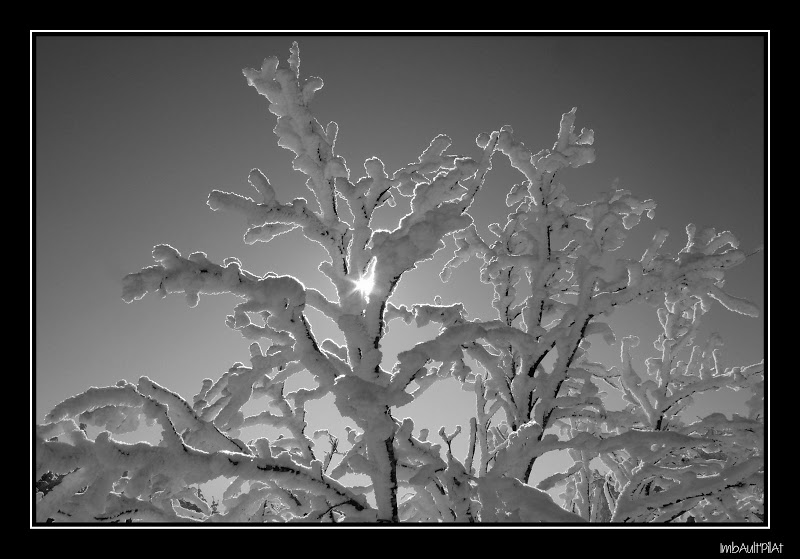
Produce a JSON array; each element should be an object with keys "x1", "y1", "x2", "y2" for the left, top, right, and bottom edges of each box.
[{"x1": 35, "y1": 43, "x2": 763, "y2": 524}]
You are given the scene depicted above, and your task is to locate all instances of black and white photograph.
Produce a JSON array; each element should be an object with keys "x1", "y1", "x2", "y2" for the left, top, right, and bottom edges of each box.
[{"x1": 32, "y1": 33, "x2": 768, "y2": 529}]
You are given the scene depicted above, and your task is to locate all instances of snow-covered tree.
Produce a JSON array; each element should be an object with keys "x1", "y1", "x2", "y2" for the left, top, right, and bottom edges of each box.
[{"x1": 35, "y1": 43, "x2": 763, "y2": 524}]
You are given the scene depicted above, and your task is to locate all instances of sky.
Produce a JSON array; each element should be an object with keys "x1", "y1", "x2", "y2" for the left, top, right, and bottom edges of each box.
[{"x1": 33, "y1": 34, "x2": 765, "y2": 493}]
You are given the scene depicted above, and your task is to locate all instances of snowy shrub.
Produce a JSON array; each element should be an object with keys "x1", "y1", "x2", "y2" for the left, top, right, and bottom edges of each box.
[{"x1": 35, "y1": 43, "x2": 763, "y2": 524}]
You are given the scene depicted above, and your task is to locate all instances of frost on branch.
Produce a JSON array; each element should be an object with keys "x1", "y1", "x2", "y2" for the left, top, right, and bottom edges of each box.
[{"x1": 36, "y1": 43, "x2": 763, "y2": 523}]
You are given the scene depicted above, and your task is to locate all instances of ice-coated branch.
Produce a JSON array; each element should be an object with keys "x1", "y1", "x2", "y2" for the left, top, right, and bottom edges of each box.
[
  {"x1": 36, "y1": 428, "x2": 375, "y2": 522},
  {"x1": 36, "y1": 373, "x2": 376, "y2": 522},
  {"x1": 611, "y1": 456, "x2": 763, "y2": 523},
  {"x1": 122, "y1": 244, "x2": 339, "y2": 385},
  {"x1": 242, "y1": 43, "x2": 347, "y2": 226}
]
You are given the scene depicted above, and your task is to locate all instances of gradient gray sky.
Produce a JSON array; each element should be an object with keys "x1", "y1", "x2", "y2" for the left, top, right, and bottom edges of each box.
[{"x1": 34, "y1": 35, "x2": 765, "y2": 485}]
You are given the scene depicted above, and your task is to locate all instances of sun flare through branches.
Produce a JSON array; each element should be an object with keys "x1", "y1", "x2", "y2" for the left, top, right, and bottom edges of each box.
[{"x1": 351, "y1": 258, "x2": 376, "y2": 302}]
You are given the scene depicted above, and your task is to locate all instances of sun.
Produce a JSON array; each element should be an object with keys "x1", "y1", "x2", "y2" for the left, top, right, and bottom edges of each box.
[{"x1": 351, "y1": 258, "x2": 376, "y2": 302}]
